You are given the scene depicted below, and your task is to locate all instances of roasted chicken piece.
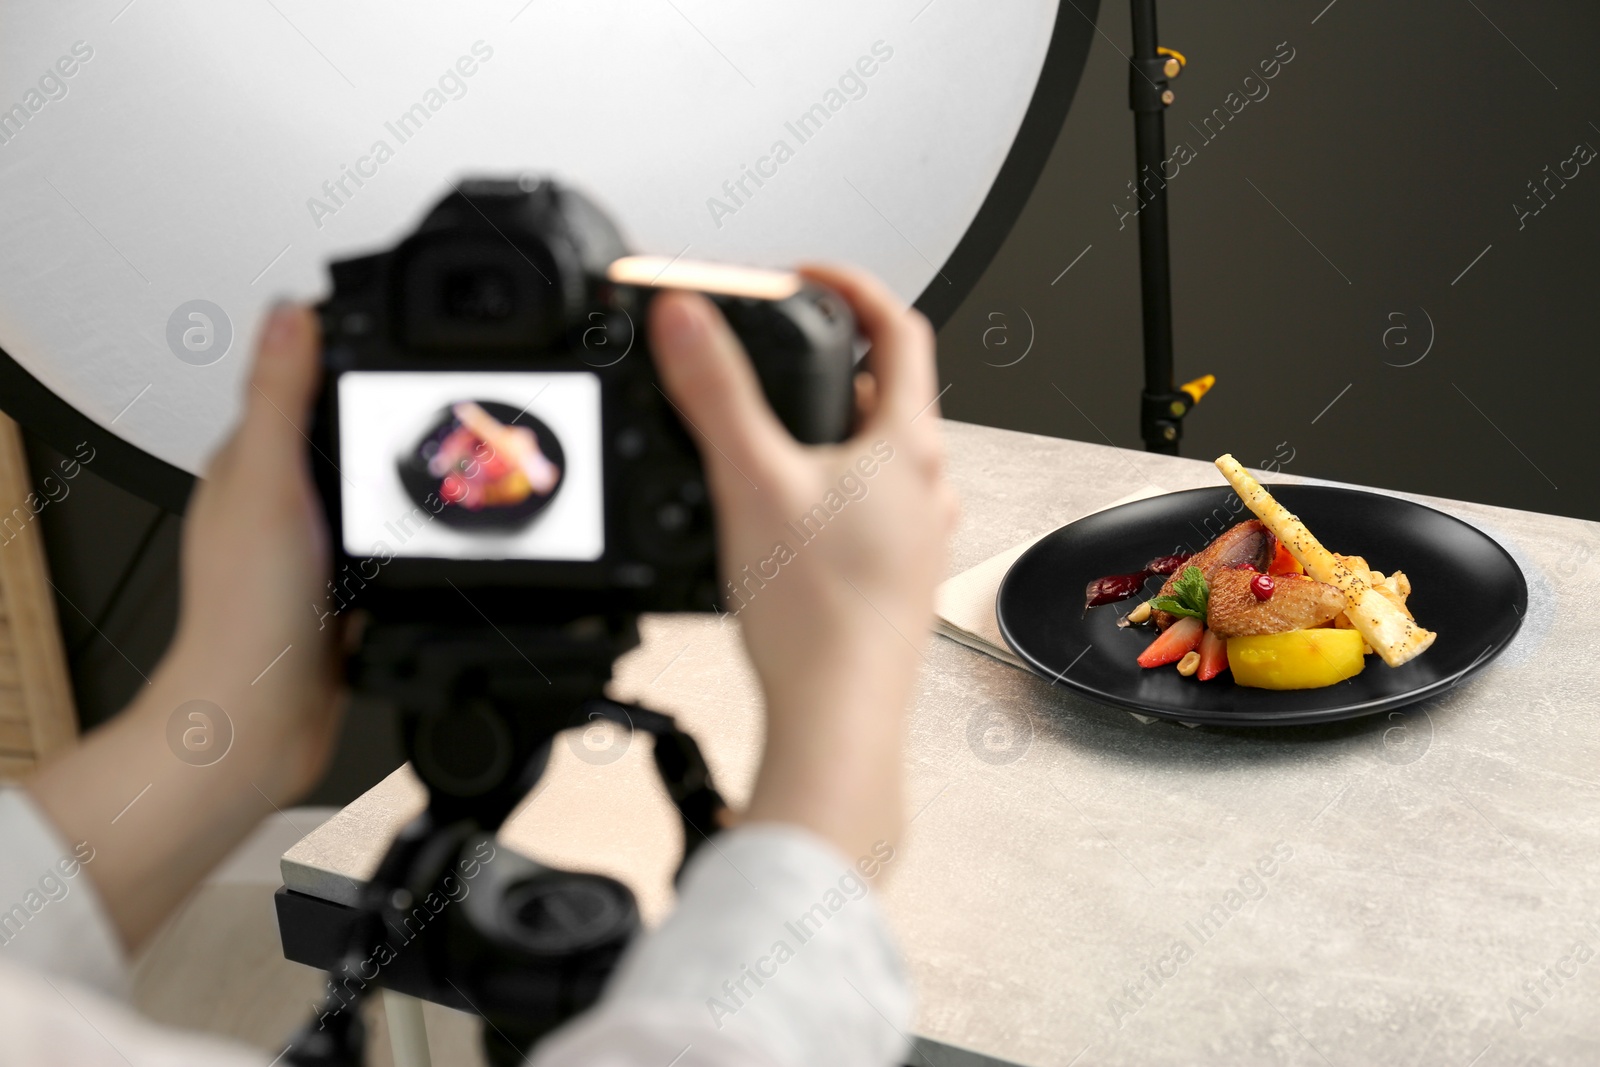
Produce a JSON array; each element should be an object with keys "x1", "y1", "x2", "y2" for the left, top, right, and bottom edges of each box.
[
  {"x1": 1152, "y1": 520, "x2": 1274, "y2": 630},
  {"x1": 1206, "y1": 570, "x2": 1347, "y2": 638}
]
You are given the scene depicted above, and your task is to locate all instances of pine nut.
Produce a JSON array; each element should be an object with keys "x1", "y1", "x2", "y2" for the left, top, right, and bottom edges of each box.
[{"x1": 1176, "y1": 650, "x2": 1201, "y2": 677}]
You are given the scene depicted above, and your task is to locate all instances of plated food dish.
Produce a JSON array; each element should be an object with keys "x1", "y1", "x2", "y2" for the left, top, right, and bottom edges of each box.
[
  {"x1": 397, "y1": 400, "x2": 566, "y2": 531},
  {"x1": 1100, "y1": 456, "x2": 1434, "y2": 691},
  {"x1": 995, "y1": 461, "x2": 1527, "y2": 725}
]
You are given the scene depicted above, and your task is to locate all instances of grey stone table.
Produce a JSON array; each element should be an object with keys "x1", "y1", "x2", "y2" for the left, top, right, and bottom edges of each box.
[{"x1": 282, "y1": 421, "x2": 1600, "y2": 1066}]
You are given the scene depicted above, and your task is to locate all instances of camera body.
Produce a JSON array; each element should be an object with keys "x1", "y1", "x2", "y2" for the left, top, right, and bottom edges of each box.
[{"x1": 311, "y1": 177, "x2": 856, "y2": 625}]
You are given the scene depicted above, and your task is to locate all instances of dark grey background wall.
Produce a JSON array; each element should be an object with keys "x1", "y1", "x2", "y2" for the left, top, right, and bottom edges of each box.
[
  {"x1": 22, "y1": 0, "x2": 1598, "y2": 800},
  {"x1": 939, "y1": 0, "x2": 1599, "y2": 524}
]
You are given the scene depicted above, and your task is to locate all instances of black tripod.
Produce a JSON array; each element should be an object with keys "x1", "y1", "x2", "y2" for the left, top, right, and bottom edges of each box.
[{"x1": 282, "y1": 615, "x2": 728, "y2": 1067}]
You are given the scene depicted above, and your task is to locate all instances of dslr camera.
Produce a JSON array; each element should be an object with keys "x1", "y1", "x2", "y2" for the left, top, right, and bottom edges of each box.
[{"x1": 311, "y1": 175, "x2": 856, "y2": 626}]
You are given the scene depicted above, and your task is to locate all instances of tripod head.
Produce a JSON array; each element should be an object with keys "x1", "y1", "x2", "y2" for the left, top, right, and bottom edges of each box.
[{"x1": 284, "y1": 614, "x2": 728, "y2": 1067}]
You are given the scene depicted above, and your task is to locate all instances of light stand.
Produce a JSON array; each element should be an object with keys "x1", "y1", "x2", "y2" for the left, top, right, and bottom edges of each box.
[{"x1": 1127, "y1": 0, "x2": 1212, "y2": 454}]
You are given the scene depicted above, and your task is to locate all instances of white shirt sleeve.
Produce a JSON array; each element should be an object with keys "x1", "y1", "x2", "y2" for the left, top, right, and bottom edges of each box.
[
  {"x1": 0, "y1": 790, "x2": 914, "y2": 1067},
  {"x1": 529, "y1": 823, "x2": 914, "y2": 1067},
  {"x1": 0, "y1": 787, "x2": 264, "y2": 1067},
  {"x1": 0, "y1": 788, "x2": 128, "y2": 999}
]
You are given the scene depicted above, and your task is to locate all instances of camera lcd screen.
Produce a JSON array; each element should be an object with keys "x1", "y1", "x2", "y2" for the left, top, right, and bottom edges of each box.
[{"x1": 337, "y1": 371, "x2": 604, "y2": 562}]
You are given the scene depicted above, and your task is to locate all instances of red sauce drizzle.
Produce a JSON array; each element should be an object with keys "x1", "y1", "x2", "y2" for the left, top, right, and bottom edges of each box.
[{"x1": 1083, "y1": 553, "x2": 1190, "y2": 611}]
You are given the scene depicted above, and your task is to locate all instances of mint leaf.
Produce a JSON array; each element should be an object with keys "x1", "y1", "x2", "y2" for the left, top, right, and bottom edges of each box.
[
  {"x1": 1146, "y1": 596, "x2": 1202, "y2": 619},
  {"x1": 1149, "y1": 565, "x2": 1209, "y2": 620}
]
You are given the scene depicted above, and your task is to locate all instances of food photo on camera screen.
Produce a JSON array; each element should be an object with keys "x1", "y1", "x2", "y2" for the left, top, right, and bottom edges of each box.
[{"x1": 338, "y1": 370, "x2": 605, "y2": 562}]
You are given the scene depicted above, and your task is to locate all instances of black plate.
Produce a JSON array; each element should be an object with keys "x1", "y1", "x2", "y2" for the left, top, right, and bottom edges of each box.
[
  {"x1": 995, "y1": 485, "x2": 1527, "y2": 726},
  {"x1": 397, "y1": 400, "x2": 565, "y2": 531}
]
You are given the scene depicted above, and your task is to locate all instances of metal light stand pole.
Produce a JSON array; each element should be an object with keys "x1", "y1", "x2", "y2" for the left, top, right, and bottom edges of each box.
[{"x1": 1128, "y1": 0, "x2": 1211, "y2": 454}]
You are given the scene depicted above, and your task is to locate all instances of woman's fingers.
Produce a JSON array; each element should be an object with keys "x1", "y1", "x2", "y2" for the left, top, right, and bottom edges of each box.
[
  {"x1": 242, "y1": 304, "x2": 321, "y2": 449},
  {"x1": 852, "y1": 370, "x2": 880, "y2": 429},
  {"x1": 199, "y1": 304, "x2": 319, "y2": 490},
  {"x1": 798, "y1": 263, "x2": 939, "y2": 429},
  {"x1": 648, "y1": 289, "x2": 794, "y2": 488}
]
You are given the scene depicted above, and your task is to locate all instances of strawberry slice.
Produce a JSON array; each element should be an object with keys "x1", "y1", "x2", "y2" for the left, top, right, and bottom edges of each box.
[
  {"x1": 1197, "y1": 627, "x2": 1229, "y2": 681},
  {"x1": 1137, "y1": 615, "x2": 1204, "y2": 668}
]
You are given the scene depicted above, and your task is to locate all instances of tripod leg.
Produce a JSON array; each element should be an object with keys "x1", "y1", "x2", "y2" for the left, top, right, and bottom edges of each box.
[{"x1": 382, "y1": 991, "x2": 433, "y2": 1067}]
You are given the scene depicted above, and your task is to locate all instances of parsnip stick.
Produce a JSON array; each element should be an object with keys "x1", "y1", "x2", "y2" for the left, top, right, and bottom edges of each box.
[{"x1": 1214, "y1": 454, "x2": 1436, "y2": 667}]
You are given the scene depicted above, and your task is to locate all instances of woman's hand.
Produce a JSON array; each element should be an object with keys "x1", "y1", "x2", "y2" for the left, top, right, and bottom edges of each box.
[
  {"x1": 648, "y1": 265, "x2": 958, "y2": 863},
  {"x1": 169, "y1": 304, "x2": 345, "y2": 800},
  {"x1": 27, "y1": 305, "x2": 345, "y2": 951}
]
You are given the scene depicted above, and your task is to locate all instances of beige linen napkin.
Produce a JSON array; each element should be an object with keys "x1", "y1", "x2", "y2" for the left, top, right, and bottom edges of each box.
[{"x1": 934, "y1": 485, "x2": 1168, "y2": 666}]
